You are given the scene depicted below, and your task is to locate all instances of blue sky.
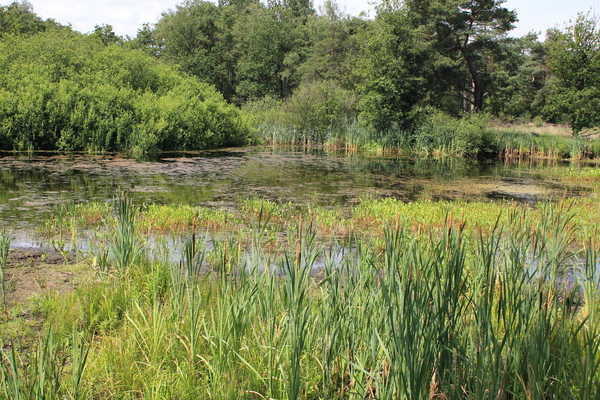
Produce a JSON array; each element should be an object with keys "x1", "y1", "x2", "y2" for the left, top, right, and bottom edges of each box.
[
  {"x1": 504, "y1": 0, "x2": 598, "y2": 38},
  {"x1": 21, "y1": 0, "x2": 599, "y2": 39}
]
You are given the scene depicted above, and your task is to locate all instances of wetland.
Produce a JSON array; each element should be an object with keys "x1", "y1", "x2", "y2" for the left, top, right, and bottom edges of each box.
[
  {"x1": 0, "y1": 147, "x2": 596, "y2": 247},
  {"x1": 1, "y1": 148, "x2": 600, "y2": 400}
]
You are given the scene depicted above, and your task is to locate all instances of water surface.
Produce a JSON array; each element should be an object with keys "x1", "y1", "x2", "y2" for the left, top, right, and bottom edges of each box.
[{"x1": 0, "y1": 147, "x2": 594, "y2": 246}]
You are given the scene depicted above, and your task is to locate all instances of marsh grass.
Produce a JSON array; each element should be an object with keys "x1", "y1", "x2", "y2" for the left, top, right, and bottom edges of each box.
[
  {"x1": 496, "y1": 130, "x2": 600, "y2": 160},
  {"x1": 258, "y1": 118, "x2": 600, "y2": 161},
  {"x1": 0, "y1": 330, "x2": 67, "y2": 399},
  {"x1": 112, "y1": 191, "x2": 141, "y2": 272},
  {"x1": 5, "y1": 194, "x2": 600, "y2": 398},
  {"x1": 0, "y1": 229, "x2": 9, "y2": 312}
]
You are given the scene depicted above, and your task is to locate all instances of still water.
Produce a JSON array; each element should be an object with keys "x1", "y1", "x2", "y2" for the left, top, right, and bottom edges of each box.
[{"x1": 0, "y1": 146, "x2": 593, "y2": 245}]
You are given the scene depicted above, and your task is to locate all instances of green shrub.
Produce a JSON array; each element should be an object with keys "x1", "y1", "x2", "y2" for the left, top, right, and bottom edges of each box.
[
  {"x1": 415, "y1": 111, "x2": 496, "y2": 156},
  {"x1": 281, "y1": 80, "x2": 357, "y2": 132},
  {"x1": 0, "y1": 30, "x2": 253, "y2": 152}
]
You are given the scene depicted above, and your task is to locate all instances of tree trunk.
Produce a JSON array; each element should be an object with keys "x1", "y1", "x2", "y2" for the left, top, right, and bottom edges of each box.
[{"x1": 465, "y1": 56, "x2": 484, "y2": 112}]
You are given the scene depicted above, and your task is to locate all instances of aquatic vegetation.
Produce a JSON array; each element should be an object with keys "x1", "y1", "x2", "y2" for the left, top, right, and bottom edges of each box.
[
  {"x1": 39, "y1": 200, "x2": 112, "y2": 241},
  {"x1": 256, "y1": 112, "x2": 600, "y2": 160},
  {"x1": 140, "y1": 204, "x2": 237, "y2": 234},
  {"x1": 495, "y1": 129, "x2": 600, "y2": 160},
  {"x1": 112, "y1": 192, "x2": 140, "y2": 271},
  {"x1": 2, "y1": 194, "x2": 600, "y2": 398},
  {"x1": 0, "y1": 229, "x2": 9, "y2": 311}
]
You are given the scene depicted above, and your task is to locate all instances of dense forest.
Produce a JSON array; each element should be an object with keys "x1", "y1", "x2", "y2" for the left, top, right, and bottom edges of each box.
[{"x1": 0, "y1": 0, "x2": 599, "y2": 154}]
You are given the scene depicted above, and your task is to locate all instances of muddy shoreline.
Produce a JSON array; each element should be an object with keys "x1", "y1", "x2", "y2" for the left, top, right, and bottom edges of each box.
[{"x1": 2, "y1": 249, "x2": 79, "y2": 308}]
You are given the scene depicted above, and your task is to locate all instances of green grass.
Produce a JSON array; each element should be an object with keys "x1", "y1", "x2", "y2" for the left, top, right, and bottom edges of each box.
[
  {"x1": 257, "y1": 118, "x2": 600, "y2": 161},
  {"x1": 0, "y1": 229, "x2": 9, "y2": 312},
  {"x1": 3, "y1": 194, "x2": 600, "y2": 398}
]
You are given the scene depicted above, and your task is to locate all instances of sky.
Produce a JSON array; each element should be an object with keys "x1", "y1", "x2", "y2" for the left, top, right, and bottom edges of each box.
[{"x1": 18, "y1": 0, "x2": 600, "y2": 39}]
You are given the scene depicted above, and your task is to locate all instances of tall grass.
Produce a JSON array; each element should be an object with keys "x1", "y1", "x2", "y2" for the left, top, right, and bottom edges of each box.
[
  {"x1": 0, "y1": 229, "x2": 9, "y2": 312},
  {"x1": 258, "y1": 113, "x2": 600, "y2": 160},
  {"x1": 496, "y1": 130, "x2": 600, "y2": 159},
  {"x1": 0, "y1": 329, "x2": 85, "y2": 399},
  {"x1": 3, "y1": 195, "x2": 600, "y2": 398},
  {"x1": 112, "y1": 191, "x2": 140, "y2": 272}
]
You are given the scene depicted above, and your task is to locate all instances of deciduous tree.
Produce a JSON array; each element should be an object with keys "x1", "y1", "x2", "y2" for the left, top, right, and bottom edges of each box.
[
  {"x1": 545, "y1": 13, "x2": 600, "y2": 135},
  {"x1": 356, "y1": 4, "x2": 426, "y2": 130},
  {"x1": 0, "y1": 0, "x2": 62, "y2": 38}
]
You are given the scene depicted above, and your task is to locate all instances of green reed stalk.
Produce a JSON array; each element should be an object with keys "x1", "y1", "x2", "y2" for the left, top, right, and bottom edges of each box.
[
  {"x1": 281, "y1": 217, "x2": 319, "y2": 400},
  {"x1": 0, "y1": 329, "x2": 65, "y2": 399},
  {"x1": 182, "y1": 231, "x2": 208, "y2": 277},
  {"x1": 0, "y1": 341, "x2": 21, "y2": 400},
  {"x1": 376, "y1": 221, "x2": 439, "y2": 399},
  {"x1": 71, "y1": 331, "x2": 89, "y2": 400},
  {"x1": 0, "y1": 229, "x2": 9, "y2": 312},
  {"x1": 112, "y1": 191, "x2": 140, "y2": 271}
]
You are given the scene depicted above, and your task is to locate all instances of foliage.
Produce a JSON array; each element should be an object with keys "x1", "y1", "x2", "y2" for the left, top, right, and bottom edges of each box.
[
  {"x1": 0, "y1": 0, "x2": 62, "y2": 38},
  {"x1": 415, "y1": 111, "x2": 496, "y2": 156},
  {"x1": 403, "y1": 0, "x2": 517, "y2": 113},
  {"x1": 545, "y1": 13, "x2": 600, "y2": 135},
  {"x1": 355, "y1": 5, "x2": 426, "y2": 131},
  {"x1": 234, "y1": 3, "x2": 310, "y2": 102},
  {"x1": 2, "y1": 0, "x2": 600, "y2": 154},
  {"x1": 88, "y1": 23, "x2": 122, "y2": 46},
  {"x1": 139, "y1": 0, "x2": 568, "y2": 133},
  {"x1": 148, "y1": 0, "x2": 314, "y2": 103},
  {"x1": 298, "y1": 1, "x2": 363, "y2": 88},
  {"x1": 153, "y1": 1, "x2": 226, "y2": 94},
  {"x1": 0, "y1": 30, "x2": 253, "y2": 152},
  {"x1": 4, "y1": 196, "x2": 600, "y2": 398},
  {"x1": 485, "y1": 33, "x2": 548, "y2": 120},
  {"x1": 267, "y1": 80, "x2": 357, "y2": 133}
]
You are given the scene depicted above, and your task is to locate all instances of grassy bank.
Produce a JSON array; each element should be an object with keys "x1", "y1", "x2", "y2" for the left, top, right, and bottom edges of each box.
[{"x1": 2, "y1": 194, "x2": 600, "y2": 398}]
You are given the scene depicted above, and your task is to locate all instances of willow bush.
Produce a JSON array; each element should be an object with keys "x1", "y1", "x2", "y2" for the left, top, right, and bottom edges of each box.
[{"x1": 0, "y1": 30, "x2": 253, "y2": 153}]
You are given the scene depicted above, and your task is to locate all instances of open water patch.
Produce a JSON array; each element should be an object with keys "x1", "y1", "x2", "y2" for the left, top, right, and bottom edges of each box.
[{"x1": 1, "y1": 148, "x2": 598, "y2": 246}]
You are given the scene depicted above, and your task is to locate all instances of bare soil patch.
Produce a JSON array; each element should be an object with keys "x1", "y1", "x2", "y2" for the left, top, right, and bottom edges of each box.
[{"x1": 3, "y1": 249, "x2": 79, "y2": 307}]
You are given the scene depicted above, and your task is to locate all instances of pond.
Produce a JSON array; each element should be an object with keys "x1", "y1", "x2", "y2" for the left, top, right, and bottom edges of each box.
[{"x1": 0, "y1": 146, "x2": 594, "y2": 247}]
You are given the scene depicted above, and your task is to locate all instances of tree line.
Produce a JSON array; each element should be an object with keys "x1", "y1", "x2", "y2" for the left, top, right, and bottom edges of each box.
[
  {"x1": 0, "y1": 0, "x2": 599, "y2": 153},
  {"x1": 130, "y1": 0, "x2": 599, "y2": 134}
]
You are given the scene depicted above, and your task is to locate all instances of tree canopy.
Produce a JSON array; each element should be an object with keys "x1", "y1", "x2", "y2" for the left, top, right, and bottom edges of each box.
[
  {"x1": 1, "y1": 0, "x2": 599, "y2": 152},
  {"x1": 0, "y1": 0, "x2": 61, "y2": 37},
  {"x1": 545, "y1": 13, "x2": 600, "y2": 135}
]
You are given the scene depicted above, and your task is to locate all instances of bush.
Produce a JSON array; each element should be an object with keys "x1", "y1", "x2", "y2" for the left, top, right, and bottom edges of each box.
[
  {"x1": 0, "y1": 30, "x2": 253, "y2": 152},
  {"x1": 415, "y1": 111, "x2": 496, "y2": 157},
  {"x1": 281, "y1": 80, "x2": 357, "y2": 133}
]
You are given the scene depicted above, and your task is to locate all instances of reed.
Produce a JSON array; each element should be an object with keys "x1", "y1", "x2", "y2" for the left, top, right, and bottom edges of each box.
[
  {"x1": 259, "y1": 116, "x2": 600, "y2": 161},
  {"x1": 0, "y1": 229, "x2": 9, "y2": 312},
  {"x1": 0, "y1": 329, "x2": 68, "y2": 399},
  {"x1": 112, "y1": 191, "x2": 141, "y2": 272},
  {"x1": 3, "y1": 194, "x2": 600, "y2": 398}
]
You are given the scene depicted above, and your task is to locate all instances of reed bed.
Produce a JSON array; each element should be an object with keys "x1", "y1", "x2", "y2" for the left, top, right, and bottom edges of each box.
[
  {"x1": 37, "y1": 195, "x2": 600, "y2": 256},
  {"x1": 2, "y1": 194, "x2": 600, "y2": 399},
  {"x1": 257, "y1": 120, "x2": 600, "y2": 161}
]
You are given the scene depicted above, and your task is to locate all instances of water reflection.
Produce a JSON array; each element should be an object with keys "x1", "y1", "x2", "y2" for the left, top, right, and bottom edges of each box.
[{"x1": 0, "y1": 147, "x2": 595, "y2": 241}]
